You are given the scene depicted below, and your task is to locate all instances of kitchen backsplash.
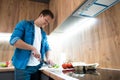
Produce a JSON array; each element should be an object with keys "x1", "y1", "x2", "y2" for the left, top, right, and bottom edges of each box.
[{"x1": 0, "y1": 41, "x2": 14, "y2": 62}]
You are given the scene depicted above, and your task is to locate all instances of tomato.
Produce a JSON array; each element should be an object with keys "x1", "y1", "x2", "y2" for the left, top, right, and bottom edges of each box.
[
  {"x1": 67, "y1": 62, "x2": 73, "y2": 68},
  {"x1": 62, "y1": 62, "x2": 73, "y2": 69},
  {"x1": 62, "y1": 63, "x2": 68, "y2": 69},
  {"x1": 6, "y1": 61, "x2": 10, "y2": 67}
]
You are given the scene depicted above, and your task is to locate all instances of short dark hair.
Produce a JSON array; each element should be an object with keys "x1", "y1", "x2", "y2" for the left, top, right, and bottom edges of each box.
[{"x1": 39, "y1": 9, "x2": 54, "y2": 19}]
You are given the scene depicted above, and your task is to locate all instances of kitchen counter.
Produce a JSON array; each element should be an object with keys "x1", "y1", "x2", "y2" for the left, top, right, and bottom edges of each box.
[
  {"x1": 40, "y1": 68, "x2": 78, "y2": 80},
  {"x1": 0, "y1": 66, "x2": 14, "y2": 80},
  {"x1": 0, "y1": 66, "x2": 14, "y2": 72},
  {"x1": 40, "y1": 68, "x2": 120, "y2": 80},
  {"x1": 0, "y1": 66, "x2": 77, "y2": 80},
  {"x1": 0, "y1": 66, "x2": 120, "y2": 80}
]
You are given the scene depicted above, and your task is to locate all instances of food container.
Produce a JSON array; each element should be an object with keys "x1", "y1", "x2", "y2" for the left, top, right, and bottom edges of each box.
[
  {"x1": 72, "y1": 62, "x2": 99, "y2": 74},
  {"x1": 74, "y1": 66, "x2": 85, "y2": 74}
]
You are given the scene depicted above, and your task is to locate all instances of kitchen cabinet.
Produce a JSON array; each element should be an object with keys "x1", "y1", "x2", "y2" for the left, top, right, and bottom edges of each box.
[
  {"x1": 0, "y1": 71, "x2": 14, "y2": 80},
  {"x1": 0, "y1": 70, "x2": 53, "y2": 80},
  {"x1": 48, "y1": 2, "x2": 120, "y2": 69},
  {"x1": 40, "y1": 71, "x2": 54, "y2": 80},
  {"x1": 0, "y1": 0, "x2": 48, "y2": 33},
  {"x1": 48, "y1": 0, "x2": 85, "y2": 34}
]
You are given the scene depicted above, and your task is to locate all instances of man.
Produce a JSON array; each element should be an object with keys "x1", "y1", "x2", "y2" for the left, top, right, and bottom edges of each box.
[{"x1": 9, "y1": 9, "x2": 54, "y2": 80}]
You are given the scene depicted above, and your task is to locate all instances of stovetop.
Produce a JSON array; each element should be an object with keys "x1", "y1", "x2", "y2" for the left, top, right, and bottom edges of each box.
[{"x1": 62, "y1": 68, "x2": 120, "y2": 80}]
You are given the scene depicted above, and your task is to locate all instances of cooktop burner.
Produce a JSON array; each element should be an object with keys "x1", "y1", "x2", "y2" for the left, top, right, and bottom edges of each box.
[{"x1": 62, "y1": 68, "x2": 120, "y2": 80}]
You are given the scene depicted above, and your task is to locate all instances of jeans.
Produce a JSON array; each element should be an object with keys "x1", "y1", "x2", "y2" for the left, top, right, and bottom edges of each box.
[{"x1": 14, "y1": 64, "x2": 42, "y2": 80}]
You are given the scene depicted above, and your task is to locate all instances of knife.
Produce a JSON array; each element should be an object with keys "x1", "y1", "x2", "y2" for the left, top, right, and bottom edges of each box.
[{"x1": 41, "y1": 60, "x2": 52, "y2": 68}]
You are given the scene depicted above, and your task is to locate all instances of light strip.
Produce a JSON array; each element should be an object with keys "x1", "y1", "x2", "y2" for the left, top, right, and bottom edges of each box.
[{"x1": 0, "y1": 33, "x2": 12, "y2": 41}]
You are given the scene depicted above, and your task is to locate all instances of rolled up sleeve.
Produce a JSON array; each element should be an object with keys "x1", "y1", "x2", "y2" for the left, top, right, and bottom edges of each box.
[
  {"x1": 9, "y1": 20, "x2": 26, "y2": 46},
  {"x1": 9, "y1": 37, "x2": 20, "y2": 46}
]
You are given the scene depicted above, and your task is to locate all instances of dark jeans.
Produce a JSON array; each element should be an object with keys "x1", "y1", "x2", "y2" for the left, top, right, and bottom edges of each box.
[{"x1": 14, "y1": 64, "x2": 42, "y2": 80}]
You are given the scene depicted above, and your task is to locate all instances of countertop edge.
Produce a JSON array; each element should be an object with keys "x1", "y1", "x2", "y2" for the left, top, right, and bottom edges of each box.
[
  {"x1": 40, "y1": 69, "x2": 78, "y2": 80},
  {"x1": 0, "y1": 66, "x2": 14, "y2": 72}
]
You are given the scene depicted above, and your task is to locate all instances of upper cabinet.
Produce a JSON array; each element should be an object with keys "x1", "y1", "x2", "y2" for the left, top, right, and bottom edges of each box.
[
  {"x1": 48, "y1": 0, "x2": 85, "y2": 34},
  {"x1": 0, "y1": 0, "x2": 48, "y2": 33},
  {"x1": 48, "y1": 0, "x2": 120, "y2": 34}
]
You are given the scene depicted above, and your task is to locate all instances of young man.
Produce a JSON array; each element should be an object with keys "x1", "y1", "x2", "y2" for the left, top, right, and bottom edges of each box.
[{"x1": 9, "y1": 9, "x2": 54, "y2": 80}]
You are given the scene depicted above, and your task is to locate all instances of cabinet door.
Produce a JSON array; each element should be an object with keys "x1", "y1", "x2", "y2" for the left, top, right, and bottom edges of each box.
[
  {"x1": 40, "y1": 72, "x2": 54, "y2": 80},
  {"x1": 49, "y1": 0, "x2": 85, "y2": 34},
  {"x1": 0, "y1": 71, "x2": 14, "y2": 80},
  {"x1": 40, "y1": 73, "x2": 49, "y2": 80}
]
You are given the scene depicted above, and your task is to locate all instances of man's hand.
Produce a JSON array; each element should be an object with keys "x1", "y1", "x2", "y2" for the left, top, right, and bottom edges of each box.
[
  {"x1": 13, "y1": 39, "x2": 41, "y2": 61},
  {"x1": 46, "y1": 59, "x2": 55, "y2": 66},
  {"x1": 32, "y1": 49, "x2": 41, "y2": 61}
]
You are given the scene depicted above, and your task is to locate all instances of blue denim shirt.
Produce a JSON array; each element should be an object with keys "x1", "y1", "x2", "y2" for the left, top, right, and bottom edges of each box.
[{"x1": 9, "y1": 20, "x2": 50, "y2": 69}]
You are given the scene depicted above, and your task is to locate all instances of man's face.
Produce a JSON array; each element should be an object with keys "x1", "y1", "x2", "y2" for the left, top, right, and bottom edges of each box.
[{"x1": 40, "y1": 15, "x2": 53, "y2": 28}]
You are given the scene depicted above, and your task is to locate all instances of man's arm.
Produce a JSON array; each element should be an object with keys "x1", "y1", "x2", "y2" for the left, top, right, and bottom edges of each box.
[
  {"x1": 14, "y1": 39, "x2": 35, "y2": 51},
  {"x1": 45, "y1": 50, "x2": 51, "y2": 60},
  {"x1": 14, "y1": 39, "x2": 41, "y2": 60},
  {"x1": 45, "y1": 50, "x2": 54, "y2": 65},
  {"x1": 9, "y1": 20, "x2": 40, "y2": 60}
]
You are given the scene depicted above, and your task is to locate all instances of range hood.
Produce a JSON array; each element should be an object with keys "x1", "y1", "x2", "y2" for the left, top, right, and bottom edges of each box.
[
  {"x1": 51, "y1": 0, "x2": 120, "y2": 35},
  {"x1": 73, "y1": 0, "x2": 120, "y2": 17}
]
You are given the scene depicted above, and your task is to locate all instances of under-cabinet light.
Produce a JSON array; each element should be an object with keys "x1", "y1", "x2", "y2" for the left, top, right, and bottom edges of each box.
[{"x1": 0, "y1": 33, "x2": 11, "y2": 41}]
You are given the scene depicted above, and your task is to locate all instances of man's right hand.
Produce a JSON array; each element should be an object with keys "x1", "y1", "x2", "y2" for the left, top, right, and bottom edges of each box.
[
  {"x1": 32, "y1": 49, "x2": 41, "y2": 61},
  {"x1": 13, "y1": 39, "x2": 41, "y2": 60}
]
